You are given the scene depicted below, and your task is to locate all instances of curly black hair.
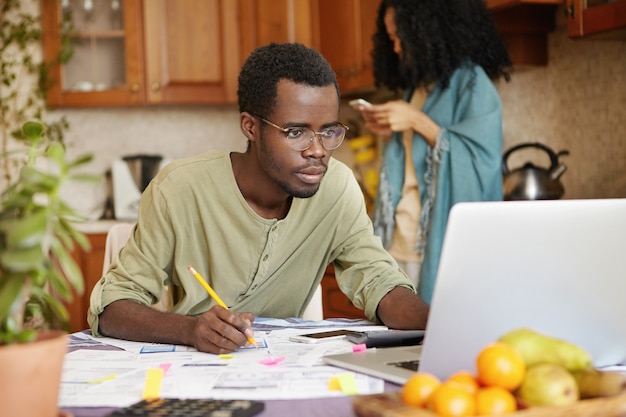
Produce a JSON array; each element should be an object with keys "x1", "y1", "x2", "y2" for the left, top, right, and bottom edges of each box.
[
  {"x1": 238, "y1": 42, "x2": 340, "y2": 118},
  {"x1": 372, "y1": 0, "x2": 512, "y2": 92}
]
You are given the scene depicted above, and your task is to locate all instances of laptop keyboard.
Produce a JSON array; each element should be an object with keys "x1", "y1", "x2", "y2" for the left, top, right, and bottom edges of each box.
[{"x1": 388, "y1": 359, "x2": 420, "y2": 371}]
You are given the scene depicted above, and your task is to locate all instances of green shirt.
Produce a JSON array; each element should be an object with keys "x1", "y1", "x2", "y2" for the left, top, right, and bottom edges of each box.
[{"x1": 88, "y1": 151, "x2": 414, "y2": 335}]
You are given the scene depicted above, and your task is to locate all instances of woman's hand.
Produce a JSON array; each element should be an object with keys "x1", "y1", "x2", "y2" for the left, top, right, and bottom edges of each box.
[{"x1": 358, "y1": 100, "x2": 440, "y2": 146}]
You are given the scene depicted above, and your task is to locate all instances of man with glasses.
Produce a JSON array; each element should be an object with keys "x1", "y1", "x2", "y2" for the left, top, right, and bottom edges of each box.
[{"x1": 89, "y1": 43, "x2": 429, "y2": 354}]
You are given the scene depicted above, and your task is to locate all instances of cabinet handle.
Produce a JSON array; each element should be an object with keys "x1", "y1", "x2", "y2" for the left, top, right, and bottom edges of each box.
[
  {"x1": 151, "y1": 82, "x2": 161, "y2": 92},
  {"x1": 130, "y1": 82, "x2": 140, "y2": 93},
  {"x1": 565, "y1": 3, "x2": 574, "y2": 18}
]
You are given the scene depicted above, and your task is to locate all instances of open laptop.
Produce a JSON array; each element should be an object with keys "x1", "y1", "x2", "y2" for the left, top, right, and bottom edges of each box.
[{"x1": 323, "y1": 198, "x2": 626, "y2": 384}]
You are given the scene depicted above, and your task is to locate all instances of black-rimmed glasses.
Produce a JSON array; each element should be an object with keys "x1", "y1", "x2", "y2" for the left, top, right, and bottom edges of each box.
[{"x1": 254, "y1": 115, "x2": 348, "y2": 151}]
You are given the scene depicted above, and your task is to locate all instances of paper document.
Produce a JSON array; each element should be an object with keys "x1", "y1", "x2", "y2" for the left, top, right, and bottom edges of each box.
[{"x1": 60, "y1": 320, "x2": 388, "y2": 407}]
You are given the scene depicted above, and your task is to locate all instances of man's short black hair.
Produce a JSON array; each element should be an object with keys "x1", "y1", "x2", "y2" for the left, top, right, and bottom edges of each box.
[{"x1": 237, "y1": 42, "x2": 340, "y2": 119}]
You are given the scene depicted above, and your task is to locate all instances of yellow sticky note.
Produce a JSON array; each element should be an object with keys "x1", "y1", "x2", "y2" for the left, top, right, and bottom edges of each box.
[
  {"x1": 328, "y1": 376, "x2": 342, "y2": 391},
  {"x1": 336, "y1": 373, "x2": 359, "y2": 395},
  {"x1": 142, "y1": 368, "x2": 164, "y2": 399},
  {"x1": 87, "y1": 373, "x2": 117, "y2": 384},
  {"x1": 219, "y1": 354, "x2": 235, "y2": 359}
]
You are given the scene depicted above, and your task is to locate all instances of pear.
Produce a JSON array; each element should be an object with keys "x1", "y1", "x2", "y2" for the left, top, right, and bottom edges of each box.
[
  {"x1": 571, "y1": 368, "x2": 626, "y2": 399},
  {"x1": 498, "y1": 328, "x2": 592, "y2": 372},
  {"x1": 517, "y1": 363, "x2": 579, "y2": 407}
]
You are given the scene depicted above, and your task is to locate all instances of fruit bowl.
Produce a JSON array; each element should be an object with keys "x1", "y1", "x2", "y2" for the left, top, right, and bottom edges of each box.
[{"x1": 352, "y1": 390, "x2": 626, "y2": 417}]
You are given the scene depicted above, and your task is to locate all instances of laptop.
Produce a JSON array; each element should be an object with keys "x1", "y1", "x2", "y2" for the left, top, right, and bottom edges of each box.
[{"x1": 323, "y1": 198, "x2": 626, "y2": 383}]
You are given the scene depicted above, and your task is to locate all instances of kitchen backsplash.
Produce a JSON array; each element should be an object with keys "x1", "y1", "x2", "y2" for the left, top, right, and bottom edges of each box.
[{"x1": 49, "y1": 7, "x2": 625, "y2": 220}]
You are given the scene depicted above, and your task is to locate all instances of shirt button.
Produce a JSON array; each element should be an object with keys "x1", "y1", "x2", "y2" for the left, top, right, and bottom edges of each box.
[{"x1": 263, "y1": 254, "x2": 268, "y2": 261}]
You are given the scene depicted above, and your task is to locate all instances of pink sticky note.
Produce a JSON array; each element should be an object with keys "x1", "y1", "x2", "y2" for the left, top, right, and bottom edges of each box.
[
  {"x1": 159, "y1": 363, "x2": 172, "y2": 374},
  {"x1": 352, "y1": 343, "x2": 367, "y2": 352},
  {"x1": 259, "y1": 356, "x2": 286, "y2": 366}
]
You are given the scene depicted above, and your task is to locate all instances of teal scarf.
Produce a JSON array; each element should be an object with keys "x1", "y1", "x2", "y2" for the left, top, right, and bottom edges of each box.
[{"x1": 373, "y1": 64, "x2": 504, "y2": 304}]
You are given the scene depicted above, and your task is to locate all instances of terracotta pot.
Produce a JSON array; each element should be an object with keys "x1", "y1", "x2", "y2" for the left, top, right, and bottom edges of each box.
[{"x1": 0, "y1": 330, "x2": 68, "y2": 417}]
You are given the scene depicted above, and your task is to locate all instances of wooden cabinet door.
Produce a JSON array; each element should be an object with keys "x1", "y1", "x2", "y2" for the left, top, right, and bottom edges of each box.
[
  {"x1": 143, "y1": 0, "x2": 240, "y2": 104},
  {"x1": 317, "y1": 0, "x2": 378, "y2": 92},
  {"x1": 66, "y1": 233, "x2": 107, "y2": 332},
  {"x1": 238, "y1": 0, "x2": 379, "y2": 93},
  {"x1": 238, "y1": 0, "x2": 318, "y2": 63},
  {"x1": 486, "y1": 0, "x2": 561, "y2": 10},
  {"x1": 321, "y1": 265, "x2": 367, "y2": 319},
  {"x1": 41, "y1": 0, "x2": 145, "y2": 107},
  {"x1": 566, "y1": 0, "x2": 626, "y2": 38}
]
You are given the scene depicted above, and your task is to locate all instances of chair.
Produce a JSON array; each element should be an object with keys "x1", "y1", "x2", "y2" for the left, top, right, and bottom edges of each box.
[{"x1": 102, "y1": 223, "x2": 324, "y2": 319}]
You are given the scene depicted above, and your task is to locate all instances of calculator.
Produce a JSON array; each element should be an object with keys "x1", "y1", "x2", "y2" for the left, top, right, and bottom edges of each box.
[{"x1": 106, "y1": 398, "x2": 265, "y2": 417}]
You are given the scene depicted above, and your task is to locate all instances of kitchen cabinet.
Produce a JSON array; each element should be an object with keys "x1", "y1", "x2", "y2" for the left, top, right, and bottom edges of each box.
[
  {"x1": 238, "y1": 0, "x2": 380, "y2": 93},
  {"x1": 487, "y1": 0, "x2": 561, "y2": 66},
  {"x1": 143, "y1": 0, "x2": 240, "y2": 104},
  {"x1": 42, "y1": 0, "x2": 240, "y2": 107},
  {"x1": 565, "y1": 0, "x2": 626, "y2": 38},
  {"x1": 316, "y1": 0, "x2": 379, "y2": 92},
  {"x1": 321, "y1": 264, "x2": 367, "y2": 319},
  {"x1": 65, "y1": 233, "x2": 106, "y2": 332},
  {"x1": 42, "y1": 0, "x2": 145, "y2": 107}
]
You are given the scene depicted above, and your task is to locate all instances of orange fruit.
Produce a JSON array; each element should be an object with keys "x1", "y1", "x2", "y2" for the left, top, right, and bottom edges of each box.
[
  {"x1": 476, "y1": 342, "x2": 526, "y2": 391},
  {"x1": 427, "y1": 381, "x2": 477, "y2": 417},
  {"x1": 402, "y1": 372, "x2": 441, "y2": 408},
  {"x1": 475, "y1": 386, "x2": 517, "y2": 415},
  {"x1": 446, "y1": 371, "x2": 480, "y2": 395}
]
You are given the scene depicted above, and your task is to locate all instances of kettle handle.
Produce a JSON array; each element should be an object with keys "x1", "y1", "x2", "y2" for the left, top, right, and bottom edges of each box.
[{"x1": 502, "y1": 142, "x2": 562, "y2": 175}]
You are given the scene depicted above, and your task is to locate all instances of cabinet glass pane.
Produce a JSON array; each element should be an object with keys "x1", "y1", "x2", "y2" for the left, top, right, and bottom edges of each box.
[
  {"x1": 61, "y1": 0, "x2": 126, "y2": 92},
  {"x1": 63, "y1": 38, "x2": 126, "y2": 91}
]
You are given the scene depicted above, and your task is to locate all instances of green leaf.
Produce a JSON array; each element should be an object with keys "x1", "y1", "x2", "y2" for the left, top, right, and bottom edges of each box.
[
  {"x1": 0, "y1": 245, "x2": 45, "y2": 273},
  {"x1": 37, "y1": 291, "x2": 69, "y2": 323},
  {"x1": 68, "y1": 153, "x2": 94, "y2": 168},
  {"x1": 19, "y1": 166, "x2": 59, "y2": 192},
  {"x1": 50, "y1": 238, "x2": 84, "y2": 294},
  {"x1": 69, "y1": 173, "x2": 102, "y2": 183},
  {"x1": 47, "y1": 268, "x2": 72, "y2": 300},
  {"x1": 0, "y1": 276, "x2": 25, "y2": 321},
  {"x1": 45, "y1": 142, "x2": 66, "y2": 169},
  {"x1": 15, "y1": 329, "x2": 37, "y2": 343},
  {"x1": 22, "y1": 121, "x2": 44, "y2": 140},
  {"x1": 0, "y1": 208, "x2": 47, "y2": 248}
]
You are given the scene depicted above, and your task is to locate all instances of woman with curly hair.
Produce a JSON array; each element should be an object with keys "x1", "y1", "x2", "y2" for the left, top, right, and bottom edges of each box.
[{"x1": 354, "y1": 0, "x2": 512, "y2": 305}]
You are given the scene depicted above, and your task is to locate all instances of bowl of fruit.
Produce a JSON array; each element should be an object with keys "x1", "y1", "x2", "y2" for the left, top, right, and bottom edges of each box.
[{"x1": 353, "y1": 328, "x2": 626, "y2": 417}]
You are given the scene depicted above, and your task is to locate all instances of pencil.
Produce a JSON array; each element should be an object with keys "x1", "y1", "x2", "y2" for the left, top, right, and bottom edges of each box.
[{"x1": 187, "y1": 265, "x2": 258, "y2": 348}]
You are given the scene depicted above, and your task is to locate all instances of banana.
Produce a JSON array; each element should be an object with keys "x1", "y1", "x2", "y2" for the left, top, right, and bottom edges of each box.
[
  {"x1": 571, "y1": 368, "x2": 626, "y2": 399},
  {"x1": 498, "y1": 328, "x2": 592, "y2": 372}
]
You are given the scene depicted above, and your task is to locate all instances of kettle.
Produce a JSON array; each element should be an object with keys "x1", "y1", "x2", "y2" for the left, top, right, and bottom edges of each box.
[{"x1": 502, "y1": 142, "x2": 569, "y2": 201}]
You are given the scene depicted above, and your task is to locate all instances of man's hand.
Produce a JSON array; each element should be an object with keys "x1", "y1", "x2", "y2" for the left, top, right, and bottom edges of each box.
[
  {"x1": 99, "y1": 300, "x2": 256, "y2": 354},
  {"x1": 193, "y1": 306, "x2": 256, "y2": 354},
  {"x1": 377, "y1": 286, "x2": 429, "y2": 330}
]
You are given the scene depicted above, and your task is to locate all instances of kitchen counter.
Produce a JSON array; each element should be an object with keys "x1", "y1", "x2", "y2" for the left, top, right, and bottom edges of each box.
[{"x1": 73, "y1": 220, "x2": 134, "y2": 234}]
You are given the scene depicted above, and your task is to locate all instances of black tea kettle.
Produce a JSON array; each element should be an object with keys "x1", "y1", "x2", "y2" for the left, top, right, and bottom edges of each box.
[{"x1": 502, "y1": 142, "x2": 569, "y2": 201}]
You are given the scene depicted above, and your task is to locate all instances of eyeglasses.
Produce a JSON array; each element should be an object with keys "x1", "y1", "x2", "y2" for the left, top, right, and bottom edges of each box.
[{"x1": 254, "y1": 115, "x2": 348, "y2": 151}]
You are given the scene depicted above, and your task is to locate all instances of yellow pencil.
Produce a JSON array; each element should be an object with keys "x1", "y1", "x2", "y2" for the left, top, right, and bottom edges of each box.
[{"x1": 187, "y1": 265, "x2": 258, "y2": 348}]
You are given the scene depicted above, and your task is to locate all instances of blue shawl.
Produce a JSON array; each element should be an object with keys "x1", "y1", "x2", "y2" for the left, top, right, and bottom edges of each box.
[{"x1": 373, "y1": 64, "x2": 503, "y2": 304}]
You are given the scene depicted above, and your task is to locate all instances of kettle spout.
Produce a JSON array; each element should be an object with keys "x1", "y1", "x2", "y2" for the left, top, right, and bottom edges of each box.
[{"x1": 551, "y1": 163, "x2": 567, "y2": 180}]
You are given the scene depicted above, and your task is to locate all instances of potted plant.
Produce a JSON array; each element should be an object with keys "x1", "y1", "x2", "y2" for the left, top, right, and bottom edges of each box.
[{"x1": 0, "y1": 120, "x2": 95, "y2": 417}]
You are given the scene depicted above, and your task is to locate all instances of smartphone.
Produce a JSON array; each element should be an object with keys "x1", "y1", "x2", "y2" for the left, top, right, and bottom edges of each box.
[
  {"x1": 289, "y1": 329, "x2": 353, "y2": 344},
  {"x1": 349, "y1": 98, "x2": 372, "y2": 109}
]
